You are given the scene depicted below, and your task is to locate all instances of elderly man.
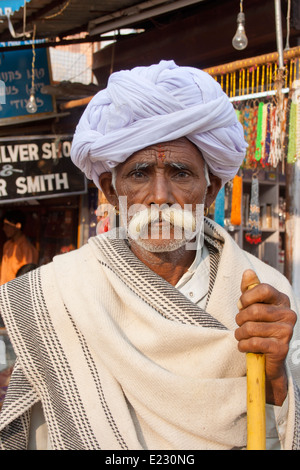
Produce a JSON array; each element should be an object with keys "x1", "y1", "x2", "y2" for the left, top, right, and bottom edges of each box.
[{"x1": 0, "y1": 61, "x2": 299, "y2": 450}]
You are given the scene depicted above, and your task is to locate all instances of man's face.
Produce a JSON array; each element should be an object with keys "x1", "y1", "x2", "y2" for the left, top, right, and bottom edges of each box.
[{"x1": 100, "y1": 138, "x2": 221, "y2": 252}]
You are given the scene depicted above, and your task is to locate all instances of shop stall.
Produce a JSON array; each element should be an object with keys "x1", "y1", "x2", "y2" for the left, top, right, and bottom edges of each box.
[
  {"x1": 0, "y1": 44, "x2": 94, "y2": 407},
  {"x1": 204, "y1": 46, "x2": 300, "y2": 283}
]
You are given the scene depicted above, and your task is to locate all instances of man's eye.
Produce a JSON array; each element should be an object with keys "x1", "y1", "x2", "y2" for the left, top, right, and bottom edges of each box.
[
  {"x1": 174, "y1": 171, "x2": 190, "y2": 178},
  {"x1": 130, "y1": 171, "x2": 146, "y2": 179}
]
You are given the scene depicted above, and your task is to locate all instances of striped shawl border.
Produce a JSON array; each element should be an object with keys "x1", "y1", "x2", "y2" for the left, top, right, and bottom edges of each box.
[
  {"x1": 89, "y1": 229, "x2": 226, "y2": 331},
  {"x1": 292, "y1": 383, "x2": 300, "y2": 449},
  {"x1": 0, "y1": 360, "x2": 39, "y2": 450},
  {"x1": 0, "y1": 269, "x2": 128, "y2": 450}
]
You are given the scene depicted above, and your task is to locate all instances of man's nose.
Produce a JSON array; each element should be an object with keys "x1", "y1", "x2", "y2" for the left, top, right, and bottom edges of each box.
[{"x1": 145, "y1": 175, "x2": 175, "y2": 206}]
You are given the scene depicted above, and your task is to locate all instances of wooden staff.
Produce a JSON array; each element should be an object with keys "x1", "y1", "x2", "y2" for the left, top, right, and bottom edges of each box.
[
  {"x1": 246, "y1": 281, "x2": 266, "y2": 450},
  {"x1": 247, "y1": 352, "x2": 266, "y2": 449}
]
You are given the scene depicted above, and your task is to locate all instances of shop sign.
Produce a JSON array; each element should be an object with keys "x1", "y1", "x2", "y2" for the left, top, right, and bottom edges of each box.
[
  {"x1": 0, "y1": 136, "x2": 87, "y2": 203},
  {"x1": 0, "y1": 47, "x2": 54, "y2": 122}
]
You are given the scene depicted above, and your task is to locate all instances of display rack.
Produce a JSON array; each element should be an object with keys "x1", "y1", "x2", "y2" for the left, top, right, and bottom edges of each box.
[
  {"x1": 228, "y1": 169, "x2": 286, "y2": 273},
  {"x1": 204, "y1": 47, "x2": 300, "y2": 276}
]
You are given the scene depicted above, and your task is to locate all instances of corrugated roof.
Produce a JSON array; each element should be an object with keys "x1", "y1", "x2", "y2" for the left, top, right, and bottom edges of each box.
[
  {"x1": 0, "y1": 0, "x2": 146, "y2": 41},
  {"x1": 0, "y1": 0, "x2": 202, "y2": 42}
]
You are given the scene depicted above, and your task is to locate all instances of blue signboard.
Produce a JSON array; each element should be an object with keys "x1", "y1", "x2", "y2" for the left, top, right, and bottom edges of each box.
[
  {"x1": 0, "y1": 47, "x2": 54, "y2": 120},
  {"x1": 0, "y1": 1, "x2": 31, "y2": 15}
]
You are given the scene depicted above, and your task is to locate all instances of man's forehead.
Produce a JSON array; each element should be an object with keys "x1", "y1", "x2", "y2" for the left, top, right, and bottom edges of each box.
[
  {"x1": 120, "y1": 139, "x2": 204, "y2": 168},
  {"x1": 132, "y1": 161, "x2": 190, "y2": 170}
]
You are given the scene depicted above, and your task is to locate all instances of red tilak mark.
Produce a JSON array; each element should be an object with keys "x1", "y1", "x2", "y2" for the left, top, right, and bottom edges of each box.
[{"x1": 157, "y1": 144, "x2": 166, "y2": 161}]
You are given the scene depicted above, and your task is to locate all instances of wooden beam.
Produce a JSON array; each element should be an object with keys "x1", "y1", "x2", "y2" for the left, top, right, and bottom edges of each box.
[
  {"x1": 204, "y1": 46, "x2": 300, "y2": 75},
  {"x1": 60, "y1": 96, "x2": 93, "y2": 110}
]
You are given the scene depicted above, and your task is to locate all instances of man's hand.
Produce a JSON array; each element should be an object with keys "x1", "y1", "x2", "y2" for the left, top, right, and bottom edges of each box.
[{"x1": 235, "y1": 269, "x2": 297, "y2": 406}]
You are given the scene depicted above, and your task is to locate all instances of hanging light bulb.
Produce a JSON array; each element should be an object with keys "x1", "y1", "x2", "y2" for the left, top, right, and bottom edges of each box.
[
  {"x1": 232, "y1": 1, "x2": 248, "y2": 50},
  {"x1": 26, "y1": 89, "x2": 38, "y2": 113},
  {"x1": 26, "y1": 24, "x2": 37, "y2": 114}
]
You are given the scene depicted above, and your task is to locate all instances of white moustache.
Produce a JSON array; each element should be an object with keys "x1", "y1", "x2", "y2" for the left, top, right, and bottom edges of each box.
[{"x1": 127, "y1": 206, "x2": 196, "y2": 240}]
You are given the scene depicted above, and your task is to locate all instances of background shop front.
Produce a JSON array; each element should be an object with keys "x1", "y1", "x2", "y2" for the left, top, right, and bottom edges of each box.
[{"x1": 0, "y1": 135, "x2": 87, "y2": 267}]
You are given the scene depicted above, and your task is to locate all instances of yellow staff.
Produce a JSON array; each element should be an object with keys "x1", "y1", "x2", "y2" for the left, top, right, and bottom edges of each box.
[
  {"x1": 245, "y1": 280, "x2": 266, "y2": 450},
  {"x1": 247, "y1": 352, "x2": 266, "y2": 449}
]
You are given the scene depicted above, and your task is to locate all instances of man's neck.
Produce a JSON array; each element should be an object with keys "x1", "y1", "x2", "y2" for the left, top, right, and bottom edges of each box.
[
  {"x1": 11, "y1": 231, "x2": 23, "y2": 243},
  {"x1": 129, "y1": 242, "x2": 196, "y2": 286}
]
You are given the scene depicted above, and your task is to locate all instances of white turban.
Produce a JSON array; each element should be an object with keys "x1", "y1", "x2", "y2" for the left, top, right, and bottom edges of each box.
[{"x1": 71, "y1": 60, "x2": 247, "y2": 188}]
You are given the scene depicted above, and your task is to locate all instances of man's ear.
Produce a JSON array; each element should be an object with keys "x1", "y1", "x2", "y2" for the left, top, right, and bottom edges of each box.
[
  {"x1": 98, "y1": 172, "x2": 118, "y2": 207},
  {"x1": 205, "y1": 173, "x2": 222, "y2": 209}
]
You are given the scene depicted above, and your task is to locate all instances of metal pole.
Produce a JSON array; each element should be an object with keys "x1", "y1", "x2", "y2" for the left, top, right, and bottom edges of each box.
[{"x1": 274, "y1": 0, "x2": 284, "y2": 69}]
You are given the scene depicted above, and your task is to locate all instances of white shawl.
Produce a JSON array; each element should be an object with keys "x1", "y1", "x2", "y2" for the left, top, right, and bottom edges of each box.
[{"x1": 0, "y1": 219, "x2": 299, "y2": 450}]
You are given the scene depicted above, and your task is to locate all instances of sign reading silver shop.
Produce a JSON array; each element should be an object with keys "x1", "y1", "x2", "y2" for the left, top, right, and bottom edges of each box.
[{"x1": 0, "y1": 136, "x2": 87, "y2": 203}]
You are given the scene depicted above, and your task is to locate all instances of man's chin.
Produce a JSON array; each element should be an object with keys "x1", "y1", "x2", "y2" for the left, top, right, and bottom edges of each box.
[{"x1": 130, "y1": 237, "x2": 189, "y2": 253}]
